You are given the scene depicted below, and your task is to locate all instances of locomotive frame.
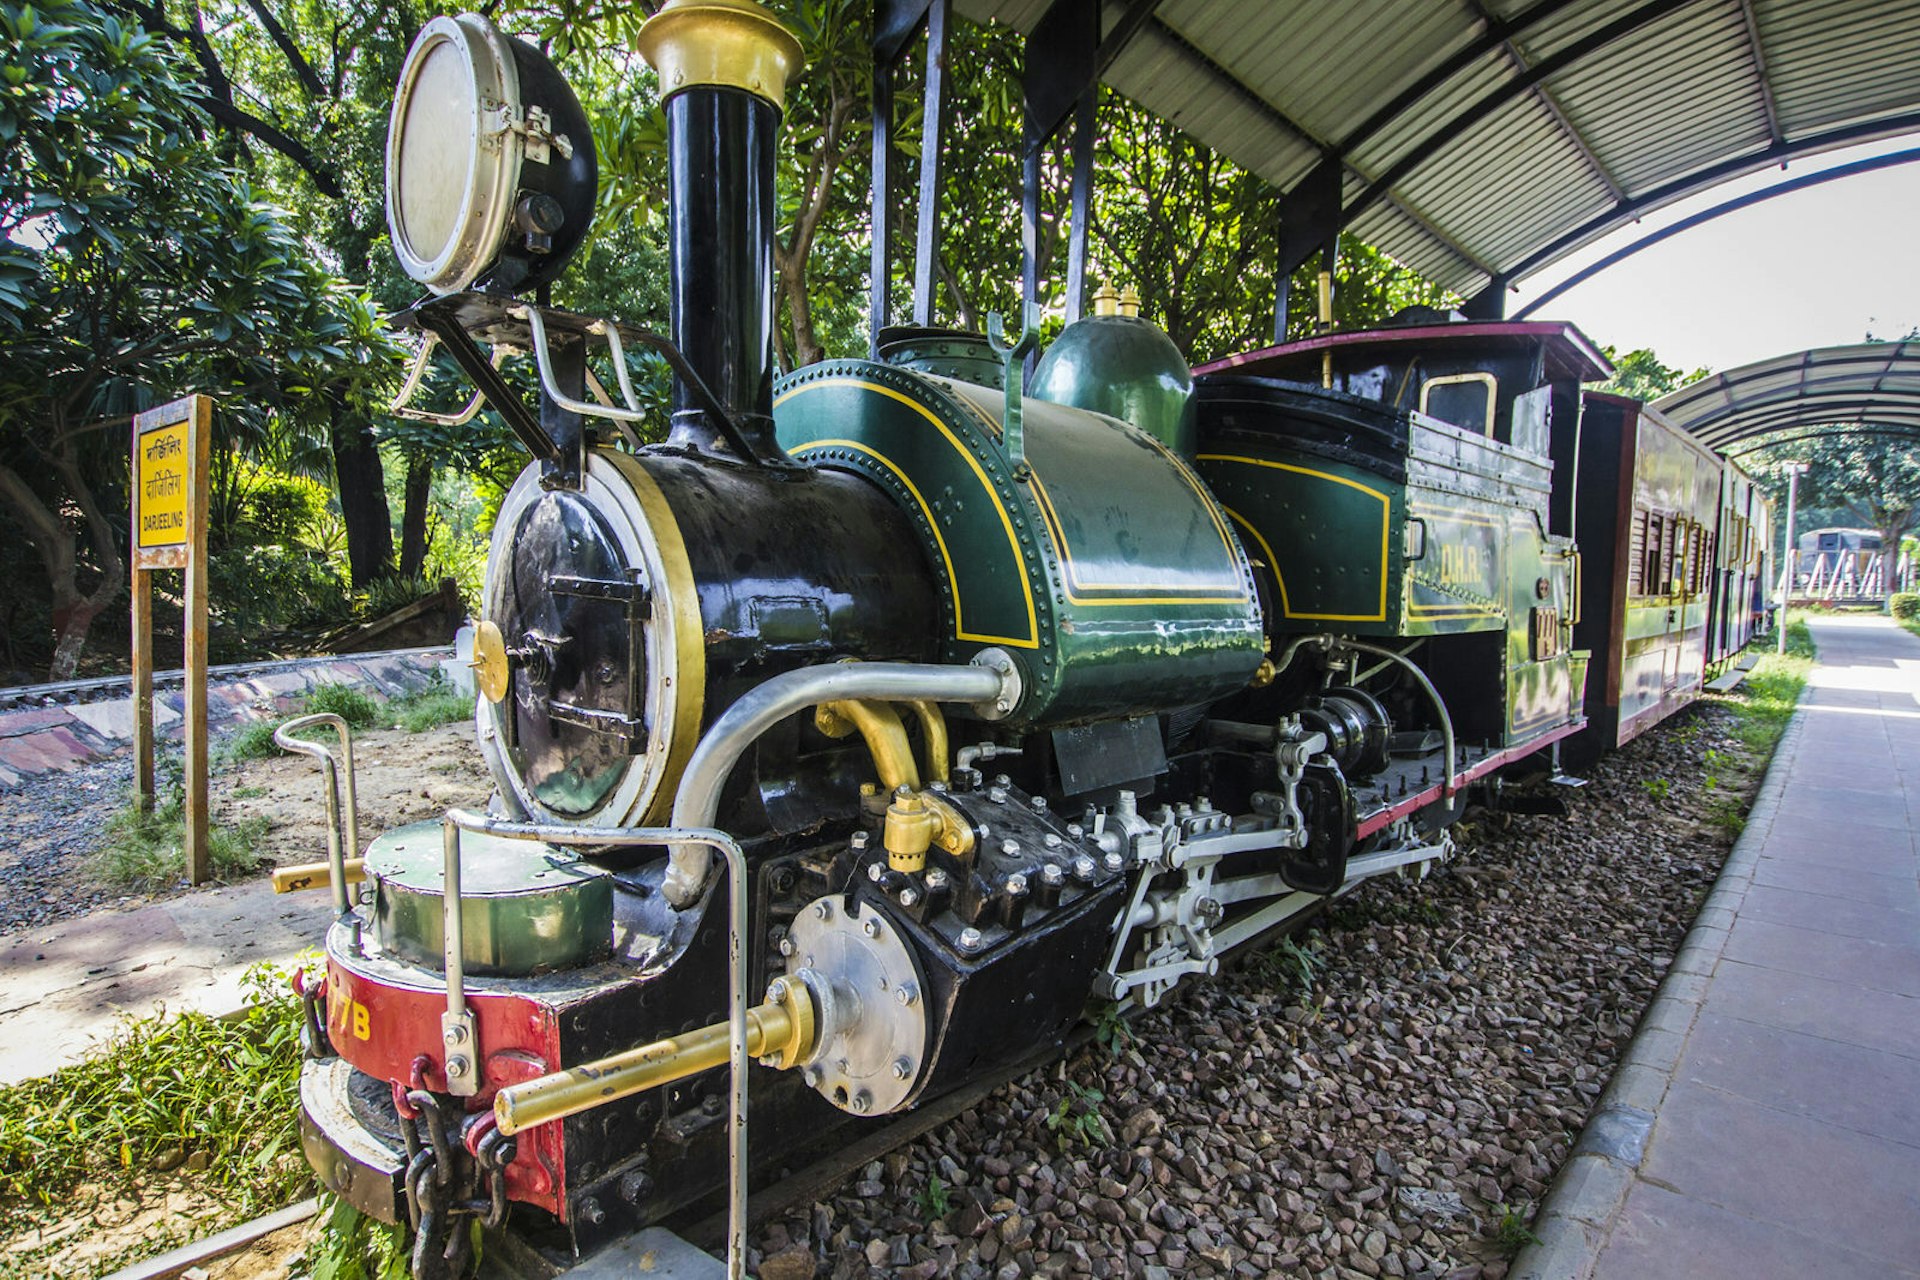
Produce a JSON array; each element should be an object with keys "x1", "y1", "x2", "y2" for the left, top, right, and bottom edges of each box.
[{"x1": 282, "y1": 5, "x2": 1774, "y2": 1278}]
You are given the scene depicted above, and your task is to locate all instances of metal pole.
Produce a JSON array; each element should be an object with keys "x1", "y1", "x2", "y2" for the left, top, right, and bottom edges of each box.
[
  {"x1": 442, "y1": 812, "x2": 750, "y2": 1279},
  {"x1": 1778, "y1": 462, "x2": 1803, "y2": 654}
]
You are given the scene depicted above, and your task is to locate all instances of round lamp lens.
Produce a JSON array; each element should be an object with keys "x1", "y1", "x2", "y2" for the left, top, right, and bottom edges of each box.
[{"x1": 393, "y1": 38, "x2": 475, "y2": 268}]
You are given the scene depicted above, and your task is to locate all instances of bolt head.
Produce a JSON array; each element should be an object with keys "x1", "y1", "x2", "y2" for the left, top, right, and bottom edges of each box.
[
  {"x1": 802, "y1": 1066, "x2": 822, "y2": 1087},
  {"x1": 1042, "y1": 863, "x2": 1064, "y2": 883},
  {"x1": 444, "y1": 1023, "x2": 468, "y2": 1045},
  {"x1": 850, "y1": 831, "x2": 869, "y2": 849},
  {"x1": 925, "y1": 869, "x2": 948, "y2": 890},
  {"x1": 867, "y1": 862, "x2": 884, "y2": 882},
  {"x1": 1000, "y1": 838, "x2": 1020, "y2": 855},
  {"x1": 899, "y1": 887, "x2": 920, "y2": 907},
  {"x1": 988, "y1": 786, "x2": 1007, "y2": 804},
  {"x1": 1043, "y1": 832, "x2": 1063, "y2": 848},
  {"x1": 1005, "y1": 873, "x2": 1028, "y2": 894},
  {"x1": 895, "y1": 980, "x2": 919, "y2": 1007},
  {"x1": 1030, "y1": 795, "x2": 1048, "y2": 811},
  {"x1": 862, "y1": 918, "x2": 880, "y2": 938},
  {"x1": 1073, "y1": 856, "x2": 1096, "y2": 880},
  {"x1": 815, "y1": 900, "x2": 833, "y2": 919},
  {"x1": 958, "y1": 927, "x2": 983, "y2": 950},
  {"x1": 779, "y1": 937, "x2": 796, "y2": 957},
  {"x1": 850, "y1": 1090, "x2": 873, "y2": 1114},
  {"x1": 894, "y1": 784, "x2": 913, "y2": 799},
  {"x1": 447, "y1": 1054, "x2": 471, "y2": 1078},
  {"x1": 891, "y1": 1057, "x2": 913, "y2": 1081},
  {"x1": 1103, "y1": 851, "x2": 1125, "y2": 872}
]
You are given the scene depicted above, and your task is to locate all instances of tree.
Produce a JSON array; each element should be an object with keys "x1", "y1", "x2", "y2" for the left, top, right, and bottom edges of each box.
[
  {"x1": 1598, "y1": 346, "x2": 1709, "y2": 401},
  {"x1": 0, "y1": 0, "x2": 394, "y2": 676},
  {"x1": 1751, "y1": 435, "x2": 1920, "y2": 600}
]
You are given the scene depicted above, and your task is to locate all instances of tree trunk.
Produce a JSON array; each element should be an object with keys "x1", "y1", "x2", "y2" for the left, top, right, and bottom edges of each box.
[
  {"x1": 398, "y1": 455, "x2": 432, "y2": 580},
  {"x1": 0, "y1": 455, "x2": 126, "y2": 680},
  {"x1": 330, "y1": 412, "x2": 392, "y2": 588}
]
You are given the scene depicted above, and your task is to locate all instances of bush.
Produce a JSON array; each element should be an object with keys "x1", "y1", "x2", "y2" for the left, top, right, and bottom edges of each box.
[
  {"x1": 303, "y1": 682, "x2": 383, "y2": 728},
  {"x1": 1891, "y1": 592, "x2": 1919, "y2": 620},
  {"x1": 208, "y1": 544, "x2": 351, "y2": 650}
]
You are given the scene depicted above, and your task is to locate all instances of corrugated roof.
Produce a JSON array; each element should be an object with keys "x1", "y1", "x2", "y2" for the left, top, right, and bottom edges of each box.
[
  {"x1": 1653, "y1": 341, "x2": 1920, "y2": 450},
  {"x1": 956, "y1": 0, "x2": 1920, "y2": 299}
]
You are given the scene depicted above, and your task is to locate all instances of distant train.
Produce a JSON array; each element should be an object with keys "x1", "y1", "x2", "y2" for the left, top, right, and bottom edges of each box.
[{"x1": 287, "y1": 6, "x2": 1775, "y2": 1275}]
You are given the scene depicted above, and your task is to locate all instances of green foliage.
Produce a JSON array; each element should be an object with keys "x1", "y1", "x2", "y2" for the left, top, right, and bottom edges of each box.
[
  {"x1": 1728, "y1": 629, "x2": 1812, "y2": 756},
  {"x1": 291, "y1": 1195, "x2": 412, "y2": 1280},
  {"x1": 390, "y1": 680, "x2": 474, "y2": 733},
  {"x1": 209, "y1": 544, "x2": 353, "y2": 652},
  {"x1": 1044, "y1": 1080, "x2": 1111, "y2": 1151},
  {"x1": 1493, "y1": 1205, "x2": 1540, "y2": 1259},
  {"x1": 0, "y1": 963, "x2": 308, "y2": 1209},
  {"x1": 912, "y1": 1174, "x2": 955, "y2": 1221},
  {"x1": 223, "y1": 716, "x2": 292, "y2": 765},
  {"x1": 97, "y1": 798, "x2": 269, "y2": 888},
  {"x1": 0, "y1": 0, "x2": 400, "y2": 676},
  {"x1": 1597, "y1": 347, "x2": 1709, "y2": 401},
  {"x1": 303, "y1": 682, "x2": 383, "y2": 729},
  {"x1": 1640, "y1": 776, "x2": 1672, "y2": 803},
  {"x1": 1890, "y1": 592, "x2": 1919, "y2": 620},
  {"x1": 1091, "y1": 1000, "x2": 1134, "y2": 1058}
]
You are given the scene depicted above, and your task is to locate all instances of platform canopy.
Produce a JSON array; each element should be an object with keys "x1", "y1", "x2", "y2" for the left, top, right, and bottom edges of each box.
[
  {"x1": 954, "y1": 0, "x2": 1920, "y2": 311},
  {"x1": 1652, "y1": 340, "x2": 1920, "y2": 452}
]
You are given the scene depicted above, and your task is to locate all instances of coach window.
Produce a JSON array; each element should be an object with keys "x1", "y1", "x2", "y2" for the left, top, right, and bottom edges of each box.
[{"x1": 1419, "y1": 373, "x2": 1497, "y2": 438}]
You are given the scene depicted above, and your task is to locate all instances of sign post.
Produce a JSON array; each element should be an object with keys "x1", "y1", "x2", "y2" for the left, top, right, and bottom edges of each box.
[{"x1": 131, "y1": 395, "x2": 212, "y2": 883}]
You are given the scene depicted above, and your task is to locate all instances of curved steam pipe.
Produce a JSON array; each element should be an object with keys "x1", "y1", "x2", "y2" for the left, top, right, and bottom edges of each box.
[{"x1": 662, "y1": 660, "x2": 1015, "y2": 907}]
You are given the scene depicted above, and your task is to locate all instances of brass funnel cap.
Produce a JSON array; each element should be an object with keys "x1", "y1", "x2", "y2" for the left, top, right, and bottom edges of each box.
[{"x1": 637, "y1": 0, "x2": 805, "y2": 111}]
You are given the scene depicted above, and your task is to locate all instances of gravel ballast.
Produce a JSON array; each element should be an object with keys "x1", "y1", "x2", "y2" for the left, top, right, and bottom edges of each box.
[{"x1": 748, "y1": 702, "x2": 1751, "y2": 1280}]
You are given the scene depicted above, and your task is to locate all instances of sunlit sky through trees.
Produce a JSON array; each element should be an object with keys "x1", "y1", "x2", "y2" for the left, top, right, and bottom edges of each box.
[{"x1": 1506, "y1": 136, "x2": 1920, "y2": 375}]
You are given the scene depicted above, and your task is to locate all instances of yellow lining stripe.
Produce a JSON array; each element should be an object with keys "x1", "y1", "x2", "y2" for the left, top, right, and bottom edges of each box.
[
  {"x1": 1407, "y1": 503, "x2": 1503, "y2": 618},
  {"x1": 1201, "y1": 455, "x2": 1390, "y2": 623},
  {"x1": 777, "y1": 378, "x2": 1038, "y2": 648}
]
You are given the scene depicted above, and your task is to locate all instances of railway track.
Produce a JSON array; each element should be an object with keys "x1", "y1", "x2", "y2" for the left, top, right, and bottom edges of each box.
[{"x1": 0, "y1": 646, "x2": 452, "y2": 713}]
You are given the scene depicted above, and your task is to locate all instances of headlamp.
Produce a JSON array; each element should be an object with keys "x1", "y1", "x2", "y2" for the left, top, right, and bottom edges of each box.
[{"x1": 385, "y1": 13, "x2": 598, "y2": 295}]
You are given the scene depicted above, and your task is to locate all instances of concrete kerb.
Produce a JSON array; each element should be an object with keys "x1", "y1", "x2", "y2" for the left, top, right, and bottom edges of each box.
[{"x1": 1510, "y1": 705, "x2": 1807, "y2": 1280}]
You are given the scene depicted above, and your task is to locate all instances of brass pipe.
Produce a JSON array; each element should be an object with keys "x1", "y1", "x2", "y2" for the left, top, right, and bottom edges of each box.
[
  {"x1": 814, "y1": 699, "x2": 920, "y2": 791},
  {"x1": 271, "y1": 858, "x2": 365, "y2": 895},
  {"x1": 902, "y1": 699, "x2": 949, "y2": 783},
  {"x1": 495, "y1": 977, "x2": 812, "y2": 1137}
]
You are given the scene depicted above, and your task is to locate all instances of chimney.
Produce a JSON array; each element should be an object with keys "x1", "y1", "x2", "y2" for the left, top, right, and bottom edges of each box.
[{"x1": 637, "y1": 0, "x2": 803, "y2": 465}]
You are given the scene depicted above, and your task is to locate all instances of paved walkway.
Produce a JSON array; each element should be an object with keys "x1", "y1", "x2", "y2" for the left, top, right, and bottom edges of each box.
[
  {"x1": 0, "y1": 880, "x2": 334, "y2": 1085},
  {"x1": 1520, "y1": 614, "x2": 1920, "y2": 1279}
]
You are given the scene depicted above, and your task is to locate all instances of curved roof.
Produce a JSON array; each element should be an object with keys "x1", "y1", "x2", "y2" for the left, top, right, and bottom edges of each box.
[
  {"x1": 957, "y1": 0, "x2": 1920, "y2": 301},
  {"x1": 1651, "y1": 340, "x2": 1920, "y2": 451}
]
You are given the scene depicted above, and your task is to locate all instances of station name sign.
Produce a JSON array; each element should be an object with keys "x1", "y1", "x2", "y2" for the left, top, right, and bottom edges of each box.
[{"x1": 131, "y1": 395, "x2": 208, "y2": 569}]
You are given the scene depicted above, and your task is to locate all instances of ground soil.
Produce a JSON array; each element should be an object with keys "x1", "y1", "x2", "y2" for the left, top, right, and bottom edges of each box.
[{"x1": 0, "y1": 721, "x2": 493, "y2": 933}]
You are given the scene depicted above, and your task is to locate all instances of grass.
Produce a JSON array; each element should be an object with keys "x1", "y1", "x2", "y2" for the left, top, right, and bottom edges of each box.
[
  {"x1": 289, "y1": 1195, "x2": 412, "y2": 1280},
  {"x1": 1724, "y1": 617, "x2": 1813, "y2": 757},
  {"x1": 97, "y1": 801, "x2": 270, "y2": 888},
  {"x1": 1493, "y1": 1204, "x2": 1541, "y2": 1259},
  {"x1": 0, "y1": 965, "x2": 312, "y2": 1274},
  {"x1": 912, "y1": 1174, "x2": 955, "y2": 1222},
  {"x1": 221, "y1": 677, "x2": 474, "y2": 765}
]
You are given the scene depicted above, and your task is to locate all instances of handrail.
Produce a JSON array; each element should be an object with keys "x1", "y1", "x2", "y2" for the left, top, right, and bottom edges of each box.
[
  {"x1": 273, "y1": 714, "x2": 360, "y2": 918},
  {"x1": 438, "y1": 810, "x2": 753, "y2": 1280}
]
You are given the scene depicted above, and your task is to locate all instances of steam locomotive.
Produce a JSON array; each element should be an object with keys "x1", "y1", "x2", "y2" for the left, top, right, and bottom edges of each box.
[{"x1": 287, "y1": 4, "x2": 1766, "y2": 1276}]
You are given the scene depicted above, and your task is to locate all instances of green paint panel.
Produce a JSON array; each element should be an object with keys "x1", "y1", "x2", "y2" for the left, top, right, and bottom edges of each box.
[
  {"x1": 775, "y1": 360, "x2": 1263, "y2": 726},
  {"x1": 367, "y1": 821, "x2": 613, "y2": 976},
  {"x1": 1198, "y1": 454, "x2": 1400, "y2": 628}
]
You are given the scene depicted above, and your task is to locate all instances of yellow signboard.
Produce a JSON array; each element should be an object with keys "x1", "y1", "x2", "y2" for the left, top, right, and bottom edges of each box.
[{"x1": 136, "y1": 421, "x2": 190, "y2": 548}]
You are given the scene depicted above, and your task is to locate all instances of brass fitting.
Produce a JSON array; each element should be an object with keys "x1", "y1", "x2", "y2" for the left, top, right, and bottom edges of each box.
[
  {"x1": 1249, "y1": 657, "x2": 1277, "y2": 689},
  {"x1": 883, "y1": 787, "x2": 934, "y2": 872},
  {"x1": 494, "y1": 976, "x2": 818, "y2": 1137},
  {"x1": 815, "y1": 699, "x2": 921, "y2": 793},
  {"x1": 883, "y1": 786, "x2": 975, "y2": 872},
  {"x1": 1091, "y1": 283, "x2": 1121, "y2": 316},
  {"x1": 270, "y1": 857, "x2": 366, "y2": 894},
  {"x1": 636, "y1": 0, "x2": 805, "y2": 111},
  {"x1": 902, "y1": 699, "x2": 950, "y2": 784},
  {"x1": 1117, "y1": 286, "x2": 1142, "y2": 318}
]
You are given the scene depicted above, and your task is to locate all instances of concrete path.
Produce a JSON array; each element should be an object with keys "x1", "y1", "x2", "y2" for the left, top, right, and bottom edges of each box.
[
  {"x1": 1519, "y1": 614, "x2": 1920, "y2": 1279},
  {"x1": 0, "y1": 879, "x2": 335, "y2": 1085}
]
